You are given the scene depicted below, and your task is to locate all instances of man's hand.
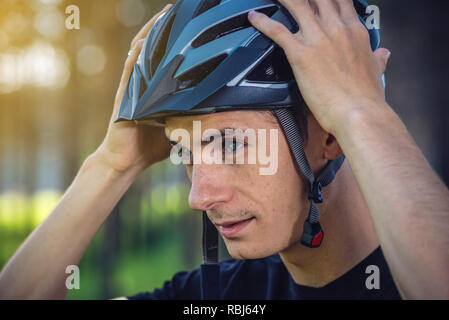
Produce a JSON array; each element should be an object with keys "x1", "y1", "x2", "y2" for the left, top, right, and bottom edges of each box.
[
  {"x1": 95, "y1": 4, "x2": 173, "y2": 174},
  {"x1": 248, "y1": 0, "x2": 391, "y2": 135}
]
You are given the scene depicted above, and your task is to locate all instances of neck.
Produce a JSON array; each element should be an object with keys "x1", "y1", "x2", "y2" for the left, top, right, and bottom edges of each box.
[{"x1": 279, "y1": 160, "x2": 379, "y2": 287}]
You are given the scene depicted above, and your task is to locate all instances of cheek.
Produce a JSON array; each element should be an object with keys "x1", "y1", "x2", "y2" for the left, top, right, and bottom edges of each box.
[
  {"x1": 258, "y1": 177, "x2": 304, "y2": 241},
  {"x1": 253, "y1": 141, "x2": 308, "y2": 247},
  {"x1": 221, "y1": 132, "x2": 310, "y2": 258}
]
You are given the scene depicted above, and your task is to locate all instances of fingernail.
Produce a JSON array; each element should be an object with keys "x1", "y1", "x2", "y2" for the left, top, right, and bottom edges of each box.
[
  {"x1": 387, "y1": 50, "x2": 392, "y2": 60},
  {"x1": 248, "y1": 10, "x2": 260, "y2": 20}
]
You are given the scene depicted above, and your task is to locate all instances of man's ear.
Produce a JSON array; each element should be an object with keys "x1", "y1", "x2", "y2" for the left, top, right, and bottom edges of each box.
[
  {"x1": 305, "y1": 114, "x2": 344, "y2": 177},
  {"x1": 323, "y1": 133, "x2": 343, "y2": 160}
]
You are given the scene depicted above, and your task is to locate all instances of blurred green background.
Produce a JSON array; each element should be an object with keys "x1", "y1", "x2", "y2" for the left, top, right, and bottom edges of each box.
[{"x1": 0, "y1": 0, "x2": 448, "y2": 299}]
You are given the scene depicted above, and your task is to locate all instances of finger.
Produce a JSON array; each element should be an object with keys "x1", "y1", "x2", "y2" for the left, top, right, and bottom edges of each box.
[
  {"x1": 125, "y1": 39, "x2": 145, "y2": 75},
  {"x1": 277, "y1": 0, "x2": 323, "y2": 38},
  {"x1": 131, "y1": 3, "x2": 173, "y2": 48},
  {"x1": 374, "y1": 48, "x2": 391, "y2": 74},
  {"x1": 312, "y1": 0, "x2": 341, "y2": 26},
  {"x1": 248, "y1": 10, "x2": 298, "y2": 51},
  {"x1": 335, "y1": 0, "x2": 360, "y2": 25},
  {"x1": 112, "y1": 39, "x2": 145, "y2": 120}
]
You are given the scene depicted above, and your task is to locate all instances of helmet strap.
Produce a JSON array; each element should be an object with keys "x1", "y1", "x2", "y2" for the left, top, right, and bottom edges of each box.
[
  {"x1": 201, "y1": 211, "x2": 220, "y2": 299},
  {"x1": 274, "y1": 108, "x2": 345, "y2": 248}
]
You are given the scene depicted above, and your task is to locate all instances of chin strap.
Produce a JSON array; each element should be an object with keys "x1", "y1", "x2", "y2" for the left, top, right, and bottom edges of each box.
[
  {"x1": 201, "y1": 211, "x2": 220, "y2": 300},
  {"x1": 274, "y1": 108, "x2": 345, "y2": 248},
  {"x1": 202, "y1": 211, "x2": 219, "y2": 264}
]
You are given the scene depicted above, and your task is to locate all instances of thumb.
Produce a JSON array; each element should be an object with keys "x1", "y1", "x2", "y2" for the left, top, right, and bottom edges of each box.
[{"x1": 374, "y1": 48, "x2": 391, "y2": 73}]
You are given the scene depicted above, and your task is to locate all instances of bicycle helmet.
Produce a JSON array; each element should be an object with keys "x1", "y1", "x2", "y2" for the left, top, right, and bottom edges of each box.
[{"x1": 117, "y1": 0, "x2": 381, "y2": 299}]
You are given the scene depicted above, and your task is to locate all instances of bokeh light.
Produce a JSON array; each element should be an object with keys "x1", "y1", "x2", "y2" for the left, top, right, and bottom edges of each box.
[
  {"x1": 39, "y1": 0, "x2": 63, "y2": 5},
  {"x1": 2, "y1": 12, "x2": 29, "y2": 37},
  {"x1": 76, "y1": 45, "x2": 107, "y2": 76},
  {"x1": 0, "y1": 31, "x2": 10, "y2": 50},
  {"x1": 0, "y1": 41, "x2": 70, "y2": 93},
  {"x1": 116, "y1": 0, "x2": 147, "y2": 27},
  {"x1": 33, "y1": 5, "x2": 65, "y2": 40}
]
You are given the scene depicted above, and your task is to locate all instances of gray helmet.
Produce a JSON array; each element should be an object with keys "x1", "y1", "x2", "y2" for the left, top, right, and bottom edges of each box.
[
  {"x1": 117, "y1": 0, "x2": 381, "y2": 299},
  {"x1": 118, "y1": 0, "x2": 379, "y2": 124}
]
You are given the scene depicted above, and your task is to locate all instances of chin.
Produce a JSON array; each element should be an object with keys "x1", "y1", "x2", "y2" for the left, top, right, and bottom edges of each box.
[{"x1": 224, "y1": 239, "x2": 282, "y2": 260}]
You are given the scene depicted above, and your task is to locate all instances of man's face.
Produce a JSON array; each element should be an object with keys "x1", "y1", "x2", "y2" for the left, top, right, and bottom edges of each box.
[{"x1": 165, "y1": 110, "x2": 310, "y2": 259}]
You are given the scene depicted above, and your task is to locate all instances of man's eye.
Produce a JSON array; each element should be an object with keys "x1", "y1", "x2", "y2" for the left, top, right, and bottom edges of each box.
[{"x1": 224, "y1": 138, "x2": 245, "y2": 154}]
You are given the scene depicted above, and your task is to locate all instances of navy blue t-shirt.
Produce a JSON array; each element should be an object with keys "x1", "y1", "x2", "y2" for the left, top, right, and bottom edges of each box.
[{"x1": 127, "y1": 246, "x2": 401, "y2": 300}]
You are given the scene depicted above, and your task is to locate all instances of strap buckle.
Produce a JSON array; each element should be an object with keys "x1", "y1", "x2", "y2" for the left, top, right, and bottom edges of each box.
[
  {"x1": 308, "y1": 181, "x2": 323, "y2": 203},
  {"x1": 300, "y1": 219, "x2": 324, "y2": 248}
]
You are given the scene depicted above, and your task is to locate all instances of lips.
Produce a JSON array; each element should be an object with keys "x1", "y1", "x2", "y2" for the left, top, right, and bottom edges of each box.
[{"x1": 216, "y1": 217, "x2": 254, "y2": 238}]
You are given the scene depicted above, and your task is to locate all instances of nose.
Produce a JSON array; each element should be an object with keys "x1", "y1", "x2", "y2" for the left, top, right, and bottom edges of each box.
[{"x1": 188, "y1": 163, "x2": 233, "y2": 211}]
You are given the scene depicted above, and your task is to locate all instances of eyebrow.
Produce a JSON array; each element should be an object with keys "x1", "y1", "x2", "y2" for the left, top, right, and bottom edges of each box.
[{"x1": 168, "y1": 127, "x2": 246, "y2": 147}]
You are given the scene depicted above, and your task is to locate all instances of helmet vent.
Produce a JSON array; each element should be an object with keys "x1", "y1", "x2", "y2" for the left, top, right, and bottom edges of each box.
[
  {"x1": 139, "y1": 76, "x2": 147, "y2": 99},
  {"x1": 192, "y1": 6, "x2": 278, "y2": 49},
  {"x1": 177, "y1": 53, "x2": 228, "y2": 90},
  {"x1": 193, "y1": 0, "x2": 222, "y2": 19},
  {"x1": 150, "y1": 12, "x2": 177, "y2": 77},
  {"x1": 246, "y1": 46, "x2": 294, "y2": 82}
]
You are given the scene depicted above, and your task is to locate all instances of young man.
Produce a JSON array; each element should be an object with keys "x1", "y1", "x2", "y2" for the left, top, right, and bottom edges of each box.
[{"x1": 0, "y1": 1, "x2": 448, "y2": 300}]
